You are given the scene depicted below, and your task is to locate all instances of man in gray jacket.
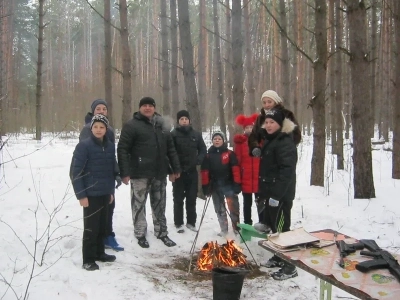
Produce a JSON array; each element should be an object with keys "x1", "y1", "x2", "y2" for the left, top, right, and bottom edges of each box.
[{"x1": 117, "y1": 97, "x2": 181, "y2": 248}]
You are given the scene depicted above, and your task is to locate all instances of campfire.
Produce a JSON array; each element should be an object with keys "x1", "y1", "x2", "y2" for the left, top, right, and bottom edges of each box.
[{"x1": 197, "y1": 240, "x2": 247, "y2": 271}]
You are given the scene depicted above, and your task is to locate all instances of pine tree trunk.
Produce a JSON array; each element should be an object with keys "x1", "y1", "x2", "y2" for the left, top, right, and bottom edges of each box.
[
  {"x1": 329, "y1": 0, "x2": 336, "y2": 153},
  {"x1": 35, "y1": 0, "x2": 45, "y2": 140},
  {"x1": 370, "y1": 0, "x2": 378, "y2": 138},
  {"x1": 160, "y1": 0, "x2": 170, "y2": 116},
  {"x1": 347, "y1": 0, "x2": 375, "y2": 198},
  {"x1": 231, "y1": 0, "x2": 244, "y2": 131},
  {"x1": 198, "y1": 0, "x2": 207, "y2": 128},
  {"x1": 119, "y1": 0, "x2": 132, "y2": 124},
  {"x1": 225, "y1": 0, "x2": 234, "y2": 145},
  {"x1": 177, "y1": 0, "x2": 201, "y2": 130},
  {"x1": 170, "y1": 0, "x2": 179, "y2": 118},
  {"x1": 244, "y1": 0, "x2": 255, "y2": 114},
  {"x1": 335, "y1": 0, "x2": 344, "y2": 170},
  {"x1": 279, "y1": 0, "x2": 290, "y2": 105},
  {"x1": 213, "y1": 0, "x2": 226, "y2": 137},
  {"x1": 392, "y1": 0, "x2": 400, "y2": 179},
  {"x1": 104, "y1": 0, "x2": 113, "y2": 125},
  {"x1": 310, "y1": 0, "x2": 327, "y2": 187}
]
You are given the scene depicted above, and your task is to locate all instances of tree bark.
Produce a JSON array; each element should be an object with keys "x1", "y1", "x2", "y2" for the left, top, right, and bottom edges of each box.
[
  {"x1": 119, "y1": 0, "x2": 132, "y2": 124},
  {"x1": 160, "y1": 0, "x2": 170, "y2": 116},
  {"x1": 213, "y1": 0, "x2": 226, "y2": 137},
  {"x1": 310, "y1": 0, "x2": 327, "y2": 187},
  {"x1": 198, "y1": 0, "x2": 207, "y2": 128},
  {"x1": 231, "y1": 0, "x2": 244, "y2": 131},
  {"x1": 244, "y1": 0, "x2": 255, "y2": 114},
  {"x1": 335, "y1": 0, "x2": 344, "y2": 170},
  {"x1": 104, "y1": 0, "x2": 113, "y2": 125},
  {"x1": 369, "y1": 0, "x2": 378, "y2": 138},
  {"x1": 393, "y1": 0, "x2": 400, "y2": 179},
  {"x1": 170, "y1": 0, "x2": 179, "y2": 118},
  {"x1": 279, "y1": 0, "x2": 290, "y2": 105},
  {"x1": 224, "y1": 0, "x2": 234, "y2": 145},
  {"x1": 347, "y1": 0, "x2": 375, "y2": 198},
  {"x1": 35, "y1": 0, "x2": 45, "y2": 140},
  {"x1": 177, "y1": 0, "x2": 201, "y2": 130}
]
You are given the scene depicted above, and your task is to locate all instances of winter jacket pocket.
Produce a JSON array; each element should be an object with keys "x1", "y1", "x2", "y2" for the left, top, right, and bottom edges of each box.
[{"x1": 258, "y1": 177, "x2": 276, "y2": 198}]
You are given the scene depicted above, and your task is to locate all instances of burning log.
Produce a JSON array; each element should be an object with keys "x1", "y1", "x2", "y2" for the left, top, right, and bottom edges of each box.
[{"x1": 197, "y1": 240, "x2": 248, "y2": 271}]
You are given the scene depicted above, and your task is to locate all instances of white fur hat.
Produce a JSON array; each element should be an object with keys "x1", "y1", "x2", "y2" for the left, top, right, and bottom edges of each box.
[{"x1": 260, "y1": 90, "x2": 283, "y2": 104}]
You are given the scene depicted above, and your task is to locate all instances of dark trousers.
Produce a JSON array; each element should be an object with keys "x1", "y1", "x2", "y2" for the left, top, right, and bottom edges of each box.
[
  {"x1": 106, "y1": 198, "x2": 115, "y2": 237},
  {"x1": 242, "y1": 193, "x2": 262, "y2": 225},
  {"x1": 173, "y1": 169, "x2": 198, "y2": 226},
  {"x1": 82, "y1": 195, "x2": 109, "y2": 264},
  {"x1": 263, "y1": 200, "x2": 293, "y2": 233}
]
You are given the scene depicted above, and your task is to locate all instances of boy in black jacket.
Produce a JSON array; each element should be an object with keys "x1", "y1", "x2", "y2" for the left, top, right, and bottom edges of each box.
[
  {"x1": 201, "y1": 132, "x2": 242, "y2": 236},
  {"x1": 71, "y1": 115, "x2": 118, "y2": 271},
  {"x1": 258, "y1": 109, "x2": 298, "y2": 280},
  {"x1": 170, "y1": 110, "x2": 207, "y2": 233}
]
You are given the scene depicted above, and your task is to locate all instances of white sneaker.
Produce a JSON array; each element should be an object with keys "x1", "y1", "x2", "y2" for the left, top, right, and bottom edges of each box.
[
  {"x1": 176, "y1": 225, "x2": 184, "y2": 233},
  {"x1": 254, "y1": 223, "x2": 271, "y2": 233},
  {"x1": 186, "y1": 224, "x2": 197, "y2": 232}
]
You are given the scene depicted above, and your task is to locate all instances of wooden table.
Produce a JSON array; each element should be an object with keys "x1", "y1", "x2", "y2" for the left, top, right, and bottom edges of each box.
[{"x1": 258, "y1": 229, "x2": 400, "y2": 300}]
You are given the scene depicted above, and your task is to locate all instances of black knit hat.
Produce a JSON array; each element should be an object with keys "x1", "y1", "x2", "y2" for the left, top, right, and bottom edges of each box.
[
  {"x1": 177, "y1": 110, "x2": 190, "y2": 123},
  {"x1": 91, "y1": 99, "x2": 108, "y2": 113},
  {"x1": 139, "y1": 97, "x2": 156, "y2": 108},
  {"x1": 212, "y1": 131, "x2": 226, "y2": 143},
  {"x1": 264, "y1": 109, "x2": 284, "y2": 127},
  {"x1": 90, "y1": 114, "x2": 109, "y2": 129}
]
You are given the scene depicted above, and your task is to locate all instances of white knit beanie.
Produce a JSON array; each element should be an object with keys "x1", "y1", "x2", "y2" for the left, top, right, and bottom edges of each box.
[{"x1": 260, "y1": 90, "x2": 283, "y2": 104}]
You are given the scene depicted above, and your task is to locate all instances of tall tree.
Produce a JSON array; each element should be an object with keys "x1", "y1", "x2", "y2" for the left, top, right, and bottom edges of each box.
[
  {"x1": 160, "y1": 0, "x2": 170, "y2": 116},
  {"x1": 393, "y1": 0, "x2": 400, "y2": 179},
  {"x1": 35, "y1": 0, "x2": 45, "y2": 140},
  {"x1": 169, "y1": 0, "x2": 179, "y2": 118},
  {"x1": 198, "y1": 0, "x2": 207, "y2": 127},
  {"x1": 279, "y1": 0, "x2": 290, "y2": 105},
  {"x1": 231, "y1": 0, "x2": 244, "y2": 130},
  {"x1": 347, "y1": 0, "x2": 375, "y2": 198},
  {"x1": 119, "y1": 0, "x2": 132, "y2": 124},
  {"x1": 335, "y1": 0, "x2": 344, "y2": 170},
  {"x1": 244, "y1": 0, "x2": 255, "y2": 114},
  {"x1": 224, "y1": 0, "x2": 234, "y2": 144},
  {"x1": 177, "y1": 0, "x2": 201, "y2": 129},
  {"x1": 213, "y1": 0, "x2": 226, "y2": 137},
  {"x1": 104, "y1": 0, "x2": 113, "y2": 125},
  {"x1": 310, "y1": 0, "x2": 328, "y2": 186}
]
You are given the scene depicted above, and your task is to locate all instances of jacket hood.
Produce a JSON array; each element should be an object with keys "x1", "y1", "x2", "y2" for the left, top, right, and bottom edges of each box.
[
  {"x1": 208, "y1": 144, "x2": 228, "y2": 153},
  {"x1": 261, "y1": 118, "x2": 296, "y2": 135},
  {"x1": 233, "y1": 134, "x2": 247, "y2": 144},
  {"x1": 84, "y1": 112, "x2": 94, "y2": 124}
]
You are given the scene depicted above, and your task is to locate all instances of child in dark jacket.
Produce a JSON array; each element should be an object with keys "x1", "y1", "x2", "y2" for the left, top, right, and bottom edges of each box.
[
  {"x1": 71, "y1": 115, "x2": 118, "y2": 271},
  {"x1": 257, "y1": 109, "x2": 298, "y2": 281},
  {"x1": 79, "y1": 99, "x2": 123, "y2": 252},
  {"x1": 170, "y1": 110, "x2": 207, "y2": 233},
  {"x1": 201, "y1": 132, "x2": 241, "y2": 236},
  {"x1": 234, "y1": 113, "x2": 263, "y2": 227}
]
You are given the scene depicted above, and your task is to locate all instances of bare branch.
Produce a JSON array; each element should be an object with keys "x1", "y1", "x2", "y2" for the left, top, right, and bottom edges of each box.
[
  {"x1": 257, "y1": 0, "x2": 314, "y2": 63},
  {"x1": 83, "y1": 0, "x2": 120, "y2": 32}
]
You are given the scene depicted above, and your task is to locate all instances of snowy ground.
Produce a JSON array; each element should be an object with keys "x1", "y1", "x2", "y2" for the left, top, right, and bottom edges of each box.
[{"x1": 0, "y1": 132, "x2": 399, "y2": 300}]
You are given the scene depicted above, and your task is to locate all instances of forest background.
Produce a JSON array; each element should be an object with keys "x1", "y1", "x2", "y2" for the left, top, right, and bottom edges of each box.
[{"x1": 0, "y1": 0, "x2": 400, "y2": 199}]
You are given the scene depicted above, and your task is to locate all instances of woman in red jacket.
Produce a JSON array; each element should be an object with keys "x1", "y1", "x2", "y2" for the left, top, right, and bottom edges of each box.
[{"x1": 234, "y1": 114, "x2": 264, "y2": 227}]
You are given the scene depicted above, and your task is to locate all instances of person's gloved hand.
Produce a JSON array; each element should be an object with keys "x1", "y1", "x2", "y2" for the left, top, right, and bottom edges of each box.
[
  {"x1": 252, "y1": 147, "x2": 261, "y2": 157},
  {"x1": 269, "y1": 198, "x2": 279, "y2": 207},
  {"x1": 115, "y1": 176, "x2": 122, "y2": 189},
  {"x1": 202, "y1": 185, "x2": 211, "y2": 197},
  {"x1": 233, "y1": 183, "x2": 241, "y2": 195}
]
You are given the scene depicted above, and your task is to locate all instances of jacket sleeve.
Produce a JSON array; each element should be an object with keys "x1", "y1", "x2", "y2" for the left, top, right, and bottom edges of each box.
[
  {"x1": 196, "y1": 132, "x2": 207, "y2": 165},
  {"x1": 270, "y1": 138, "x2": 297, "y2": 200},
  {"x1": 248, "y1": 114, "x2": 263, "y2": 155},
  {"x1": 233, "y1": 142, "x2": 243, "y2": 166},
  {"x1": 79, "y1": 125, "x2": 91, "y2": 142},
  {"x1": 229, "y1": 151, "x2": 241, "y2": 184},
  {"x1": 117, "y1": 122, "x2": 135, "y2": 178},
  {"x1": 166, "y1": 133, "x2": 181, "y2": 174},
  {"x1": 201, "y1": 154, "x2": 210, "y2": 186},
  {"x1": 70, "y1": 142, "x2": 88, "y2": 200}
]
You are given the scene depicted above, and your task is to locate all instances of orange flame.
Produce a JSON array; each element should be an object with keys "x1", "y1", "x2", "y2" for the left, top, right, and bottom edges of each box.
[{"x1": 197, "y1": 240, "x2": 247, "y2": 271}]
